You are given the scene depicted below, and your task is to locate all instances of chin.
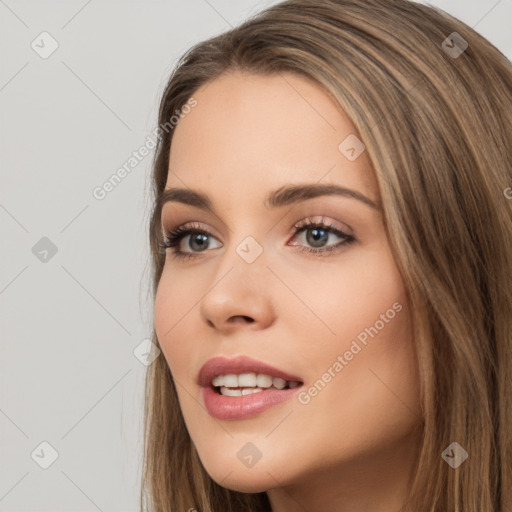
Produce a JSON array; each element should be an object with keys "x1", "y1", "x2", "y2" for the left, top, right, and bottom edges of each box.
[{"x1": 207, "y1": 468, "x2": 274, "y2": 493}]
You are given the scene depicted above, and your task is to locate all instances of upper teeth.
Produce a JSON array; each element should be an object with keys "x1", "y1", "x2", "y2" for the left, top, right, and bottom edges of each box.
[{"x1": 212, "y1": 373, "x2": 301, "y2": 390}]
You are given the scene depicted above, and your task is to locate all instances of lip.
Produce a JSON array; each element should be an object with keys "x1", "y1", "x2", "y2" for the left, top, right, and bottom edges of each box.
[
  {"x1": 198, "y1": 355, "x2": 303, "y2": 387},
  {"x1": 198, "y1": 355, "x2": 304, "y2": 420}
]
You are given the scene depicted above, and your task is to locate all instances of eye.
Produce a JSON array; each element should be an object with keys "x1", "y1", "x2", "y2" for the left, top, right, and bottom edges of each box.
[
  {"x1": 159, "y1": 222, "x2": 221, "y2": 260},
  {"x1": 159, "y1": 217, "x2": 355, "y2": 261},
  {"x1": 287, "y1": 216, "x2": 355, "y2": 256}
]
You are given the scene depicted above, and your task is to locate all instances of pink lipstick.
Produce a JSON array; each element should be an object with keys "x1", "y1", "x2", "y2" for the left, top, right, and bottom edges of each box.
[{"x1": 198, "y1": 355, "x2": 304, "y2": 420}]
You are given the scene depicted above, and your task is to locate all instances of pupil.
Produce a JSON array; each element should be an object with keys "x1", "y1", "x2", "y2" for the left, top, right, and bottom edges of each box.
[
  {"x1": 190, "y1": 233, "x2": 208, "y2": 251},
  {"x1": 307, "y1": 228, "x2": 328, "y2": 247}
]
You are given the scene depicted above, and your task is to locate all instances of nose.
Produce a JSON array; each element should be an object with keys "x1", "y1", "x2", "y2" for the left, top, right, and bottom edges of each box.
[{"x1": 199, "y1": 253, "x2": 276, "y2": 334}]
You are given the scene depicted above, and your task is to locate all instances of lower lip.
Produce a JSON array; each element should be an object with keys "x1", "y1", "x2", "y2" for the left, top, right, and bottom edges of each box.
[{"x1": 202, "y1": 385, "x2": 302, "y2": 420}]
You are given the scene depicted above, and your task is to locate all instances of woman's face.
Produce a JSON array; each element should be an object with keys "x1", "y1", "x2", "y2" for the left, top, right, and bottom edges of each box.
[{"x1": 154, "y1": 71, "x2": 422, "y2": 503}]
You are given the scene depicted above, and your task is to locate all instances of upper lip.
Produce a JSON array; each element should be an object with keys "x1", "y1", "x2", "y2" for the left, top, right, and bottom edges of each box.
[{"x1": 198, "y1": 355, "x2": 304, "y2": 387}]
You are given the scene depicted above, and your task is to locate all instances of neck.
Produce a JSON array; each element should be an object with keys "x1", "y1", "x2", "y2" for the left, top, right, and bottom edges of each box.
[{"x1": 266, "y1": 425, "x2": 422, "y2": 512}]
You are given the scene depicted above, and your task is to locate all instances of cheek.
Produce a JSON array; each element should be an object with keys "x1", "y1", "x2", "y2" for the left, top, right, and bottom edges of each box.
[
  {"x1": 295, "y1": 297, "x2": 419, "y2": 462},
  {"x1": 281, "y1": 247, "x2": 420, "y2": 449},
  {"x1": 153, "y1": 271, "x2": 196, "y2": 378},
  {"x1": 284, "y1": 243, "x2": 407, "y2": 355},
  {"x1": 153, "y1": 277, "x2": 207, "y2": 432}
]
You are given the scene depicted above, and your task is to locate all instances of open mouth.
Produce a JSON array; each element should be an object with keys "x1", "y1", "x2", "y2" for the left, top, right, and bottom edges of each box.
[{"x1": 211, "y1": 373, "x2": 304, "y2": 396}]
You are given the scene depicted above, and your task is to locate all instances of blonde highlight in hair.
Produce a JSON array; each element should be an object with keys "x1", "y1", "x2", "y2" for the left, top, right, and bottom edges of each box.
[{"x1": 141, "y1": 1, "x2": 512, "y2": 510}]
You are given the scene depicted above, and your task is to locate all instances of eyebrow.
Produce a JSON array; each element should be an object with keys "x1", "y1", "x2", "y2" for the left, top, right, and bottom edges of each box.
[{"x1": 158, "y1": 183, "x2": 380, "y2": 217}]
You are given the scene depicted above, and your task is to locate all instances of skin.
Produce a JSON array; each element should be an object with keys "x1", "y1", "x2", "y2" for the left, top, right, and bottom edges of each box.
[{"x1": 154, "y1": 71, "x2": 423, "y2": 512}]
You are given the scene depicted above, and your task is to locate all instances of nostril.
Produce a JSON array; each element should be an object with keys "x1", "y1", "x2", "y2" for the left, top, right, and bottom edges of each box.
[{"x1": 232, "y1": 315, "x2": 254, "y2": 323}]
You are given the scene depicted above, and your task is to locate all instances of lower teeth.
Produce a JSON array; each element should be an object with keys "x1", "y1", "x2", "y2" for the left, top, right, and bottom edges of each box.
[{"x1": 219, "y1": 386, "x2": 264, "y2": 397}]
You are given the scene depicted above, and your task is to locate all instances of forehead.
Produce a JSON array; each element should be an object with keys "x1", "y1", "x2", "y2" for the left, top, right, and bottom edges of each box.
[{"x1": 166, "y1": 71, "x2": 377, "y2": 207}]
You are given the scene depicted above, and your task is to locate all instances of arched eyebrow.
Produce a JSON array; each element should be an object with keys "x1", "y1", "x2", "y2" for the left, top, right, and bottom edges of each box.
[{"x1": 158, "y1": 183, "x2": 380, "y2": 217}]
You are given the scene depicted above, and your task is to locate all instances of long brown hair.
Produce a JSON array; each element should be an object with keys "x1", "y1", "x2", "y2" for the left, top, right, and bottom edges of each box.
[{"x1": 141, "y1": 1, "x2": 512, "y2": 510}]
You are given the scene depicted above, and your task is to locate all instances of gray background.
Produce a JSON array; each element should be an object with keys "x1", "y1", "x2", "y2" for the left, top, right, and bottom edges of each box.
[{"x1": 1, "y1": 1, "x2": 510, "y2": 510}]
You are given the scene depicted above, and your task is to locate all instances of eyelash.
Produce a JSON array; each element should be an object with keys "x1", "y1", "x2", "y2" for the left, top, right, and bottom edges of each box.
[{"x1": 159, "y1": 217, "x2": 355, "y2": 261}]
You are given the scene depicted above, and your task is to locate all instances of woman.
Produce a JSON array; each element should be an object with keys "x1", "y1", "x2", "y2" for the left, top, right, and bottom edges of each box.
[{"x1": 142, "y1": 0, "x2": 512, "y2": 510}]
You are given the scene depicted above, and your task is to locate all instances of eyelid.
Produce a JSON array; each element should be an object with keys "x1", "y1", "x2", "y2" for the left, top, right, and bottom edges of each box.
[
  {"x1": 161, "y1": 220, "x2": 220, "y2": 239},
  {"x1": 287, "y1": 215, "x2": 353, "y2": 238},
  {"x1": 161, "y1": 215, "x2": 352, "y2": 240}
]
